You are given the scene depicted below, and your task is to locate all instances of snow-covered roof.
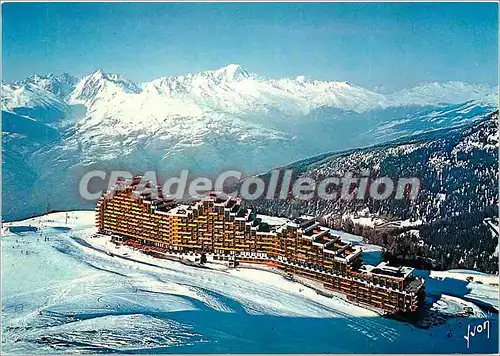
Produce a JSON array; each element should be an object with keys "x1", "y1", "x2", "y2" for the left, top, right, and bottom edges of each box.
[{"x1": 371, "y1": 261, "x2": 414, "y2": 279}]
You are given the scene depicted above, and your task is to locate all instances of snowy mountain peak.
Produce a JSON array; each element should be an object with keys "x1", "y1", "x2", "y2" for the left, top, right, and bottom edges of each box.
[
  {"x1": 84, "y1": 69, "x2": 135, "y2": 85},
  {"x1": 85, "y1": 69, "x2": 135, "y2": 85},
  {"x1": 88, "y1": 68, "x2": 107, "y2": 80},
  {"x1": 211, "y1": 63, "x2": 251, "y2": 82},
  {"x1": 140, "y1": 64, "x2": 254, "y2": 97},
  {"x1": 15, "y1": 72, "x2": 78, "y2": 98},
  {"x1": 69, "y1": 70, "x2": 140, "y2": 105},
  {"x1": 23, "y1": 72, "x2": 76, "y2": 84},
  {"x1": 27, "y1": 73, "x2": 43, "y2": 81},
  {"x1": 295, "y1": 75, "x2": 306, "y2": 83},
  {"x1": 186, "y1": 63, "x2": 253, "y2": 85}
]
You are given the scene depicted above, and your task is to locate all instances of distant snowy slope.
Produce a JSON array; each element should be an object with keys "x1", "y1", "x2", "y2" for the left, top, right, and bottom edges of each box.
[
  {"x1": 388, "y1": 82, "x2": 497, "y2": 107},
  {"x1": 369, "y1": 100, "x2": 497, "y2": 141},
  {"x1": 1, "y1": 82, "x2": 70, "y2": 124}
]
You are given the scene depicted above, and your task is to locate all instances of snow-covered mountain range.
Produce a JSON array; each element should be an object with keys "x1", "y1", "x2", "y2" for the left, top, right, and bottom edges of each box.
[
  {"x1": 4, "y1": 64, "x2": 496, "y2": 116},
  {"x1": 1, "y1": 64, "x2": 498, "y2": 220}
]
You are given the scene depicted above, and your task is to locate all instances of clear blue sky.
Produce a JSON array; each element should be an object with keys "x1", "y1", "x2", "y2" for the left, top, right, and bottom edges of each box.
[{"x1": 2, "y1": 2, "x2": 498, "y2": 89}]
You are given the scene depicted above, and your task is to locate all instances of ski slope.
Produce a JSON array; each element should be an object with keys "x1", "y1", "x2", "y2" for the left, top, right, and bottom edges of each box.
[{"x1": 2, "y1": 211, "x2": 498, "y2": 353}]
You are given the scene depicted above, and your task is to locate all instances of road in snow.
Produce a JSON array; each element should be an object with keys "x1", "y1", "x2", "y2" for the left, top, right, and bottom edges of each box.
[{"x1": 2, "y1": 211, "x2": 498, "y2": 353}]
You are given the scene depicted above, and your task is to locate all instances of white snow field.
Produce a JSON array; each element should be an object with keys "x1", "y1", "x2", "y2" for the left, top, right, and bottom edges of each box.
[{"x1": 2, "y1": 211, "x2": 498, "y2": 354}]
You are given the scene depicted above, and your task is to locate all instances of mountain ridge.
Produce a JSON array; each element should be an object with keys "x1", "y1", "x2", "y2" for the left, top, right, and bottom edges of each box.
[{"x1": 4, "y1": 64, "x2": 498, "y2": 116}]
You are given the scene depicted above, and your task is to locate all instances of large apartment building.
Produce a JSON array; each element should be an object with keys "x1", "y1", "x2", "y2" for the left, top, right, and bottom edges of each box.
[{"x1": 96, "y1": 177, "x2": 425, "y2": 314}]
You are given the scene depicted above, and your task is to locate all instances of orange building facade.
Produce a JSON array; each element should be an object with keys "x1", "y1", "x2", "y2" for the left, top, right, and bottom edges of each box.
[{"x1": 96, "y1": 178, "x2": 425, "y2": 314}]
